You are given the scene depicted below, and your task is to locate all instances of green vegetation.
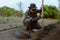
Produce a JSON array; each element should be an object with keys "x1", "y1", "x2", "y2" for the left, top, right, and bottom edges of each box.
[
  {"x1": 44, "y1": 20, "x2": 60, "y2": 32},
  {"x1": 0, "y1": 5, "x2": 59, "y2": 19},
  {"x1": 0, "y1": 16, "x2": 7, "y2": 24},
  {"x1": 0, "y1": 16, "x2": 15, "y2": 24},
  {"x1": 44, "y1": 24, "x2": 55, "y2": 31},
  {"x1": 57, "y1": 12, "x2": 60, "y2": 20},
  {"x1": 42, "y1": 5, "x2": 58, "y2": 19},
  {"x1": 0, "y1": 23, "x2": 21, "y2": 31},
  {"x1": 10, "y1": 23, "x2": 21, "y2": 28},
  {"x1": 56, "y1": 20, "x2": 60, "y2": 24},
  {"x1": 0, "y1": 6, "x2": 23, "y2": 17}
]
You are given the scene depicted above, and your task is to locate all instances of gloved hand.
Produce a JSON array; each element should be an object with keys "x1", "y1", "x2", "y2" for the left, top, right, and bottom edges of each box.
[
  {"x1": 31, "y1": 18, "x2": 37, "y2": 21},
  {"x1": 25, "y1": 17, "x2": 32, "y2": 22},
  {"x1": 31, "y1": 16, "x2": 41, "y2": 21}
]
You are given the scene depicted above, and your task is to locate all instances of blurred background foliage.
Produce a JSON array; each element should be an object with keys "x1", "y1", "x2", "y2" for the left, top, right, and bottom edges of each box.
[{"x1": 0, "y1": 5, "x2": 60, "y2": 19}]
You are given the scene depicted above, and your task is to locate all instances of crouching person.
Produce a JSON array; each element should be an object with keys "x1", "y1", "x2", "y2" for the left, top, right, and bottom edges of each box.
[{"x1": 23, "y1": 3, "x2": 42, "y2": 32}]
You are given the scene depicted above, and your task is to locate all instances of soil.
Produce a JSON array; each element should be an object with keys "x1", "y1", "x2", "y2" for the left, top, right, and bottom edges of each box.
[{"x1": 0, "y1": 19, "x2": 59, "y2": 40}]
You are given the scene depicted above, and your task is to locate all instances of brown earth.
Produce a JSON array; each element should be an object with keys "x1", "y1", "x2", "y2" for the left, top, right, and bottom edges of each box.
[
  {"x1": 40, "y1": 24, "x2": 60, "y2": 40},
  {"x1": 0, "y1": 19, "x2": 60, "y2": 40}
]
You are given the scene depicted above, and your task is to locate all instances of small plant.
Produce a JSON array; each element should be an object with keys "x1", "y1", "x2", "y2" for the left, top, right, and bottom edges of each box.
[
  {"x1": 0, "y1": 17, "x2": 11, "y2": 24},
  {"x1": 6, "y1": 17, "x2": 10, "y2": 21},
  {"x1": 10, "y1": 23, "x2": 21, "y2": 28},
  {"x1": 0, "y1": 17, "x2": 6, "y2": 24},
  {"x1": 44, "y1": 24, "x2": 55, "y2": 31},
  {"x1": 2, "y1": 28, "x2": 7, "y2": 31},
  {"x1": 57, "y1": 20, "x2": 60, "y2": 24}
]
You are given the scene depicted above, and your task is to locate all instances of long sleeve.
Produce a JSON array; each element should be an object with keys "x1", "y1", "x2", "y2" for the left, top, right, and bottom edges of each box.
[
  {"x1": 23, "y1": 11, "x2": 33, "y2": 23},
  {"x1": 25, "y1": 11, "x2": 32, "y2": 20}
]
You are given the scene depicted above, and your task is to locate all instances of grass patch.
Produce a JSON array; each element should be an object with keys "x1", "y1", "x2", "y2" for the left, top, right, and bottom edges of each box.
[{"x1": 10, "y1": 23, "x2": 21, "y2": 28}]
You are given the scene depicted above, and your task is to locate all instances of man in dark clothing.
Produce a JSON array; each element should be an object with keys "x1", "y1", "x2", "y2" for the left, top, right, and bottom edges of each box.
[{"x1": 23, "y1": 3, "x2": 42, "y2": 32}]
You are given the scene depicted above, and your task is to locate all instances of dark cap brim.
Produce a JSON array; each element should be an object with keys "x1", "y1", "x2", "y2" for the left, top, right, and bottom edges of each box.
[{"x1": 28, "y1": 7, "x2": 37, "y2": 9}]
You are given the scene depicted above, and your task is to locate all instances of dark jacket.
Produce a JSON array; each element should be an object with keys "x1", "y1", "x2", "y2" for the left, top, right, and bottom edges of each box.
[{"x1": 23, "y1": 9, "x2": 42, "y2": 25}]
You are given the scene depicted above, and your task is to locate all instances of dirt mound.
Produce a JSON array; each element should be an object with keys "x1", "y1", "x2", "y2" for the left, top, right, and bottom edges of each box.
[{"x1": 41, "y1": 23, "x2": 60, "y2": 40}]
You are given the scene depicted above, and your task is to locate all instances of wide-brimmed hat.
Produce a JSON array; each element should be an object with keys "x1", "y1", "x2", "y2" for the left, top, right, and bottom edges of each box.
[{"x1": 28, "y1": 3, "x2": 37, "y2": 9}]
